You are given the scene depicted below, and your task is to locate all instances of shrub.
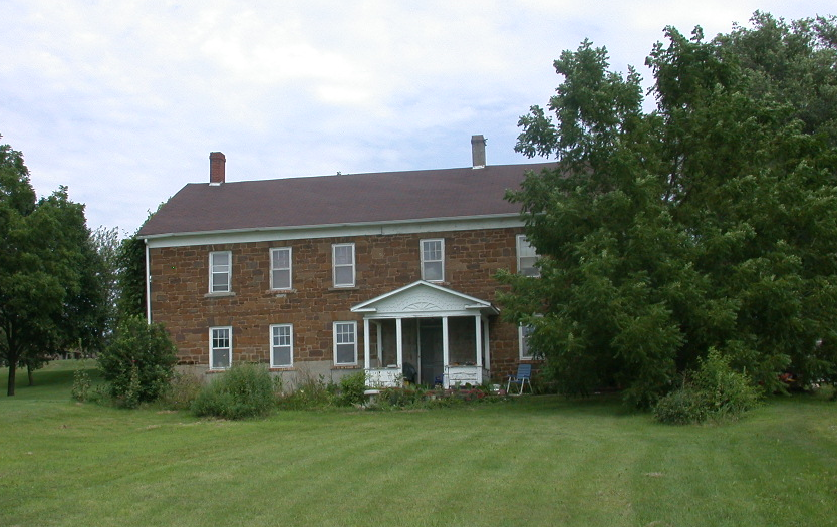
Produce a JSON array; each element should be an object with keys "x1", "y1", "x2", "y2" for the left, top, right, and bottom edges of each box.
[
  {"x1": 693, "y1": 348, "x2": 762, "y2": 418},
  {"x1": 338, "y1": 371, "x2": 367, "y2": 406},
  {"x1": 652, "y1": 383, "x2": 709, "y2": 425},
  {"x1": 379, "y1": 386, "x2": 424, "y2": 408},
  {"x1": 192, "y1": 363, "x2": 276, "y2": 420},
  {"x1": 278, "y1": 370, "x2": 337, "y2": 410},
  {"x1": 158, "y1": 371, "x2": 204, "y2": 411},
  {"x1": 654, "y1": 348, "x2": 761, "y2": 425},
  {"x1": 371, "y1": 385, "x2": 493, "y2": 410},
  {"x1": 97, "y1": 315, "x2": 178, "y2": 407},
  {"x1": 71, "y1": 361, "x2": 92, "y2": 402}
]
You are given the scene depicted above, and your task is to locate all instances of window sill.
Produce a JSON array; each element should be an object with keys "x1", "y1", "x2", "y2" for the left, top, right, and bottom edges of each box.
[
  {"x1": 328, "y1": 286, "x2": 359, "y2": 291},
  {"x1": 204, "y1": 291, "x2": 236, "y2": 298},
  {"x1": 332, "y1": 365, "x2": 360, "y2": 369},
  {"x1": 269, "y1": 367, "x2": 295, "y2": 372},
  {"x1": 205, "y1": 368, "x2": 230, "y2": 374},
  {"x1": 267, "y1": 288, "x2": 296, "y2": 296}
]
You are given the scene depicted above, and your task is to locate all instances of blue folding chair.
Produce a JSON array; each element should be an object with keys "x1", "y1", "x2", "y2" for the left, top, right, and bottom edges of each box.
[
  {"x1": 434, "y1": 373, "x2": 445, "y2": 388},
  {"x1": 505, "y1": 364, "x2": 532, "y2": 394}
]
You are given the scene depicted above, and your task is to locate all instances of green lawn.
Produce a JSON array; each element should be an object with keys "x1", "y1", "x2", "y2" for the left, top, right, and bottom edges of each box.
[{"x1": 1, "y1": 361, "x2": 835, "y2": 527}]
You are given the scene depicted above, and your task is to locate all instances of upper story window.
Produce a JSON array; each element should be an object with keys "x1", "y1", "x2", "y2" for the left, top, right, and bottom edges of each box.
[
  {"x1": 421, "y1": 239, "x2": 445, "y2": 282},
  {"x1": 210, "y1": 326, "x2": 232, "y2": 369},
  {"x1": 332, "y1": 243, "x2": 355, "y2": 288},
  {"x1": 270, "y1": 324, "x2": 293, "y2": 368},
  {"x1": 209, "y1": 251, "x2": 232, "y2": 293},
  {"x1": 270, "y1": 247, "x2": 292, "y2": 290},
  {"x1": 333, "y1": 321, "x2": 357, "y2": 365},
  {"x1": 517, "y1": 235, "x2": 540, "y2": 277}
]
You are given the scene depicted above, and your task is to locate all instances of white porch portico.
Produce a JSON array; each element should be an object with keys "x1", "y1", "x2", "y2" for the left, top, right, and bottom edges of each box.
[{"x1": 351, "y1": 281, "x2": 499, "y2": 388}]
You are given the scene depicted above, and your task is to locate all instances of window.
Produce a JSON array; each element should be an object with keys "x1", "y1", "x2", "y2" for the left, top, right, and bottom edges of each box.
[
  {"x1": 517, "y1": 235, "x2": 539, "y2": 277},
  {"x1": 519, "y1": 324, "x2": 535, "y2": 360},
  {"x1": 333, "y1": 321, "x2": 357, "y2": 365},
  {"x1": 332, "y1": 243, "x2": 355, "y2": 287},
  {"x1": 270, "y1": 247, "x2": 292, "y2": 290},
  {"x1": 209, "y1": 251, "x2": 232, "y2": 293},
  {"x1": 270, "y1": 324, "x2": 293, "y2": 368},
  {"x1": 421, "y1": 239, "x2": 444, "y2": 282},
  {"x1": 210, "y1": 327, "x2": 232, "y2": 369}
]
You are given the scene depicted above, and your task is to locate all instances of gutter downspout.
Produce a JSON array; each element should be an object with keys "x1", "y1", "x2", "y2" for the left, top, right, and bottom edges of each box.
[{"x1": 145, "y1": 238, "x2": 152, "y2": 323}]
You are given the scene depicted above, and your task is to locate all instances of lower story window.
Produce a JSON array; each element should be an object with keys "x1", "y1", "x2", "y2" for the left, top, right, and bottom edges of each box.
[
  {"x1": 210, "y1": 326, "x2": 232, "y2": 369},
  {"x1": 519, "y1": 324, "x2": 535, "y2": 360},
  {"x1": 333, "y1": 321, "x2": 357, "y2": 365},
  {"x1": 271, "y1": 324, "x2": 293, "y2": 368}
]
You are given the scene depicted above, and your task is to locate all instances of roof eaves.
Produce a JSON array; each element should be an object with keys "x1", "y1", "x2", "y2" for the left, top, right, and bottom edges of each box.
[{"x1": 137, "y1": 212, "x2": 522, "y2": 241}]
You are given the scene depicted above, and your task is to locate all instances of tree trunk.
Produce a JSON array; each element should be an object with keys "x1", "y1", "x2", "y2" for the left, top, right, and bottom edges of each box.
[
  {"x1": 27, "y1": 363, "x2": 34, "y2": 386},
  {"x1": 7, "y1": 362, "x2": 16, "y2": 397}
]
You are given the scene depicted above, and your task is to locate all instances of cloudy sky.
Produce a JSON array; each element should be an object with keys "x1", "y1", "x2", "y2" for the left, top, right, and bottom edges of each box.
[{"x1": 1, "y1": 1, "x2": 832, "y2": 235}]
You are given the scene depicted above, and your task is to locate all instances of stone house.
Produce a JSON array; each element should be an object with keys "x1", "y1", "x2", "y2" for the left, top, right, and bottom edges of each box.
[{"x1": 137, "y1": 137, "x2": 549, "y2": 387}]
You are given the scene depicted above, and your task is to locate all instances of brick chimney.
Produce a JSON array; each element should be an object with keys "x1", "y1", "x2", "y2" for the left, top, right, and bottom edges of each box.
[
  {"x1": 209, "y1": 152, "x2": 226, "y2": 185},
  {"x1": 471, "y1": 135, "x2": 486, "y2": 169}
]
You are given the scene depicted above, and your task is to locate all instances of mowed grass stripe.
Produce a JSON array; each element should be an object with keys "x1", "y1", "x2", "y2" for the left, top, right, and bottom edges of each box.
[{"x1": 2, "y1": 362, "x2": 836, "y2": 527}]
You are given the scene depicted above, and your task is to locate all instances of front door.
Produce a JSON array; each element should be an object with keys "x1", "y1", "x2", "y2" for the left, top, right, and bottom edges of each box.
[{"x1": 419, "y1": 318, "x2": 443, "y2": 385}]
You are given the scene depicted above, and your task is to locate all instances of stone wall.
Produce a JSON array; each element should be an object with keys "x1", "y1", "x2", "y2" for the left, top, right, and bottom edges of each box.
[{"x1": 149, "y1": 227, "x2": 533, "y2": 382}]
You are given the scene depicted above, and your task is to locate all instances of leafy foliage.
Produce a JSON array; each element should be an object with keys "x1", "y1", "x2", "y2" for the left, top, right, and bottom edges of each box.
[
  {"x1": 277, "y1": 370, "x2": 339, "y2": 409},
  {"x1": 500, "y1": 13, "x2": 837, "y2": 407},
  {"x1": 115, "y1": 234, "x2": 147, "y2": 321},
  {"x1": 0, "y1": 135, "x2": 105, "y2": 395},
  {"x1": 337, "y1": 370, "x2": 368, "y2": 406},
  {"x1": 158, "y1": 371, "x2": 204, "y2": 411},
  {"x1": 71, "y1": 361, "x2": 92, "y2": 402},
  {"x1": 191, "y1": 362, "x2": 276, "y2": 419},
  {"x1": 654, "y1": 349, "x2": 761, "y2": 424},
  {"x1": 115, "y1": 204, "x2": 166, "y2": 322},
  {"x1": 98, "y1": 315, "x2": 178, "y2": 407}
]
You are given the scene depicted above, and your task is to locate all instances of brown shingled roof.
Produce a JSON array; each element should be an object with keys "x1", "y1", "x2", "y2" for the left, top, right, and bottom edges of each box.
[{"x1": 137, "y1": 163, "x2": 555, "y2": 237}]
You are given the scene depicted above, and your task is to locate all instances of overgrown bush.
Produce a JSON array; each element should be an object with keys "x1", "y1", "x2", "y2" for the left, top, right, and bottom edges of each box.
[
  {"x1": 158, "y1": 371, "x2": 204, "y2": 411},
  {"x1": 369, "y1": 385, "x2": 498, "y2": 410},
  {"x1": 652, "y1": 384, "x2": 709, "y2": 425},
  {"x1": 654, "y1": 348, "x2": 761, "y2": 424},
  {"x1": 192, "y1": 363, "x2": 276, "y2": 420},
  {"x1": 338, "y1": 371, "x2": 367, "y2": 406},
  {"x1": 378, "y1": 386, "x2": 425, "y2": 408},
  {"x1": 97, "y1": 315, "x2": 178, "y2": 408},
  {"x1": 278, "y1": 370, "x2": 338, "y2": 409},
  {"x1": 71, "y1": 361, "x2": 92, "y2": 402}
]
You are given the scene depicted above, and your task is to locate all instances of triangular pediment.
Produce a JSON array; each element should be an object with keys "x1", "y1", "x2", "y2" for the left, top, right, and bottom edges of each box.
[{"x1": 351, "y1": 281, "x2": 498, "y2": 316}]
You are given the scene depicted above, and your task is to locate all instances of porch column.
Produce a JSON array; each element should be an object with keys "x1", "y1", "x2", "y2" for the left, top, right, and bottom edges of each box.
[
  {"x1": 482, "y1": 315, "x2": 491, "y2": 371},
  {"x1": 363, "y1": 318, "x2": 371, "y2": 370},
  {"x1": 442, "y1": 316, "x2": 450, "y2": 387},
  {"x1": 375, "y1": 321, "x2": 383, "y2": 366},
  {"x1": 396, "y1": 318, "x2": 403, "y2": 367},
  {"x1": 474, "y1": 314, "x2": 483, "y2": 367},
  {"x1": 416, "y1": 319, "x2": 423, "y2": 383}
]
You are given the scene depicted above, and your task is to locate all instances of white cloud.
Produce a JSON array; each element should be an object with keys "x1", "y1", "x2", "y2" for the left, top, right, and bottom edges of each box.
[{"x1": 0, "y1": 0, "x2": 833, "y2": 232}]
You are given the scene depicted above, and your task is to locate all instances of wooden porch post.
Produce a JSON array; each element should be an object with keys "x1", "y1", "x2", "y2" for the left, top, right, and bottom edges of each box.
[
  {"x1": 482, "y1": 315, "x2": 490, "y2": 372},
  {"x1": 396, "y1": 318, "x2": 403, "y2": 368},
  {"x1": 363, "y1": 318, "x2": 371, "y2": 370},
  {"x1": 442, "y1": 316, "x2": 450, "y2": 388},
  {"x1": 373, "y1": 321, "x2": 383, "y2": 366},
  {"x1": 474, "y1": 314, "x2": 483, "y2": 367},
  {"x1": 416, "y1": 318, "x2": 423, "y2": 384}
]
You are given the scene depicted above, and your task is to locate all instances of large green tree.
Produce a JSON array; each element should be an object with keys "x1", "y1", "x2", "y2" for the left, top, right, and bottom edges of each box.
[
  {"x1": 0, "y1": 137, "x2": 105, "y2": 396},
  {"x1": 115, "y1": 232, "x2": 147, "y2": 322},
  {"x1": 499, "y1": 13, "x2": 837, "y2": 407}
]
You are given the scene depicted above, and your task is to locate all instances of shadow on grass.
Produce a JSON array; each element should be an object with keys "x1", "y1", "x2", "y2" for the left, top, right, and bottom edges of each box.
[{"x1": 500, "y1": 391, "x2": 640, "y2": 418}]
